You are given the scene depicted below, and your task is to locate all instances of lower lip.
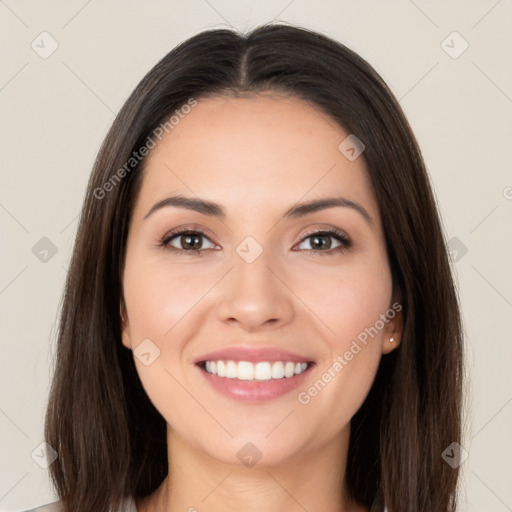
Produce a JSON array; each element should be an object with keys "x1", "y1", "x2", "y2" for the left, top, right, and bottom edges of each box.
[{"x1": 197, "y1": 364, "x2": 314, "y2": 403}]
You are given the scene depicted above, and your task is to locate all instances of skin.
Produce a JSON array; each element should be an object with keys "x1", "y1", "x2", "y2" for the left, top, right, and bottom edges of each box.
[{"x1": 120, "y1": 94, "x2": 402, "y2": 512}]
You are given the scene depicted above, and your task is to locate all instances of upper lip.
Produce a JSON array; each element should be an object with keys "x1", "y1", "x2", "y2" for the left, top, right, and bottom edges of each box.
[{"x1": 194, "y1": 346, "x2": 315, "y2": 364}]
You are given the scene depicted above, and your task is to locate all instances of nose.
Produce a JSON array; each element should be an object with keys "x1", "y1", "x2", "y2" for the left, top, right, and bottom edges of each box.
[{"x1": 216, "y1": 246, "x2": 295, "y2": 332}]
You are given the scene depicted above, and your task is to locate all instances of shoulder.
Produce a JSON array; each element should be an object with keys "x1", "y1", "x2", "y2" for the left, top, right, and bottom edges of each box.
[
  {"x1": 18, "y1": 502, "x2": 63, "y2": 512},
  {"x1": 18, "y1": 497, "x2": 137, "y2": 512}
]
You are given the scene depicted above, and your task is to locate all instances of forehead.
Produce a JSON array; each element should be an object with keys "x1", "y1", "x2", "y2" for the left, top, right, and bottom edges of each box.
[{"x1": 135, "y1": 94, "x2": 378, "y2": 219}]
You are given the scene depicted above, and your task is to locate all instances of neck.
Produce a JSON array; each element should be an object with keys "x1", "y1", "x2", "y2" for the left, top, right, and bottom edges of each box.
[{"x1": 138, "y1": 422, "x2": 367, "y2": 512}]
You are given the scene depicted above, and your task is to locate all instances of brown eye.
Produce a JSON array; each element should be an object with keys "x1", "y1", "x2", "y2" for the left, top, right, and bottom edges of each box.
[
  {"x1": 306, "y1": 234, "x2": 335, "y2": 250},
  {"x1": 177, "y1": 233, "x2": 203, "y2": 250},
  {"x1": 295, "y1": 229, "x2": 352, "y2": 254},
  {"x1": 160, "y1": 230, "x2": 216, "y2": 253}
]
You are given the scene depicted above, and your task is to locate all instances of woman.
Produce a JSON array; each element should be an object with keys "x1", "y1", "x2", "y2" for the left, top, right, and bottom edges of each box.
[{"x1": 31, "y1": 22, "x2": 464, "y2": 512}]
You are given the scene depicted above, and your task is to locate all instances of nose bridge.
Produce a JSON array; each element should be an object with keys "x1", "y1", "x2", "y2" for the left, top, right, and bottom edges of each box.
[
  {"x1": 216, "y1": 235, "x2": 294, "y2": 329},
  {"x1": 233, "y1": 237, "x2": 274, "y2": 288}
]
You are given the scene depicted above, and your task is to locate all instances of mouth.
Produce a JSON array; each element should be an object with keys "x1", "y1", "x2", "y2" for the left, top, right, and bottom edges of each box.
[
  {"x1": 194, "y1": 348, "x2": 315, "y2": 402},
  {"x1": 197, "y1": 359, "x2": 312, "y2": 381}
]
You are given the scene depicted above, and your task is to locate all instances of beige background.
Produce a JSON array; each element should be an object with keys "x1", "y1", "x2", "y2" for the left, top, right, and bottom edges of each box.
[{"x1": 1, "y1": 1, "x2": 511, "y2": 510}]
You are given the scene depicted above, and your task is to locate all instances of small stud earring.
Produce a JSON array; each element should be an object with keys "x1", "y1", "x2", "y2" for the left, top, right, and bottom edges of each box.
[{"x1": 389, "y1": 336, "x2": 395, "y2": 343}]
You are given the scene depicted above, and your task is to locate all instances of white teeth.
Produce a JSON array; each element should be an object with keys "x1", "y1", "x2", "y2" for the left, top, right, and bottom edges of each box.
[
  {"x1": 203, "y1": 360, "x2": 310, "y2": 380},
  {"x1": 254, "y1": 362, "x2": 271, "y2": 381},
  {"x1": 284, "y1": 361, "x2": 295, "y2": 378},
  {"x1": 226, "y1": 360, "x2": 237, "y2": 378},
  {"x1": 271, "y1": 361, "x2": 285, "y2": 379},
  {"x1": 237, "y1": 361, "x2": 254, "y2": 380}
]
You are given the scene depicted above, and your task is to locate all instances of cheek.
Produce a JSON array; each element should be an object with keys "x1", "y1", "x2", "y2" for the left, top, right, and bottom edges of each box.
[
  {"x1": 122, "y1": 254, "x2": 201, "y2": 427},
  {"x1": 293, "y1": 256, "x2": 392, "y2": 419},
  {"x1": 123, "y1": 255, "x2": 210, "y2": 341},
  {"x1": 122, "y1": 253, "x2": 215, "y2": 406},
  {"x1": 304, "y1": 256, "x2": 393, "y2": 347}
]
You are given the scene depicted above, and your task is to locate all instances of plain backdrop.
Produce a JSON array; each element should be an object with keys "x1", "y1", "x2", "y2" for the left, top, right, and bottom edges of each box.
[{"x1": 1, "y1": 1, "x2": 511, "y2": 510}]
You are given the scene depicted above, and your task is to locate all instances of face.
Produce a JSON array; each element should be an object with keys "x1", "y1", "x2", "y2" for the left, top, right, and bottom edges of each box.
[{"x1": 121, "y1": 94, "x2": 402, "y2": 466}]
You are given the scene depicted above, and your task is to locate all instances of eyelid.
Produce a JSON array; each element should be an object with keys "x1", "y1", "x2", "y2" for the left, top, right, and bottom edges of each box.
[
  {"x1": 299, "y1": 225, "x2": 350, "y2": 241},
  {"x1": 160, "y1": 224, "x2": 216, "y2": 242}
]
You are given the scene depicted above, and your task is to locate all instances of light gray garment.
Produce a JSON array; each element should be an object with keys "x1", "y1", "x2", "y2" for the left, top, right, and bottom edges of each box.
[
  {"x1": 19, "y1": 496, "x2": 137, "y2": 512},
  {"x1": 24, "y1": 493, "x2": 386, "y2": 511}
]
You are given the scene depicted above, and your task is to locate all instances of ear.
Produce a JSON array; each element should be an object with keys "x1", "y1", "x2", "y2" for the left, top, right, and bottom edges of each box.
[
  {"x1": 120, "y1": 300, "x2": 132, "y2": 350},
  {"x1": 382, "y1": 300, "x2": 403, "y2": 355}
]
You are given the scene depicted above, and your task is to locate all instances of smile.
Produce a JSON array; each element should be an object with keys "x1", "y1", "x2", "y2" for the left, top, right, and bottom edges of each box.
[
  {"x1": 196, "y1": 360, "x2": 314, "y2": 403},
  {"x1": 202, "y1": 360, "x2": 310, "y2": 381}
]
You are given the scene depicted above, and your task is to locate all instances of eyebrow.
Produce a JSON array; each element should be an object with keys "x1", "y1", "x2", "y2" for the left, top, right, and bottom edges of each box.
[{"x1": 143, "y1": 194, "x2": 373, "y2": 225}]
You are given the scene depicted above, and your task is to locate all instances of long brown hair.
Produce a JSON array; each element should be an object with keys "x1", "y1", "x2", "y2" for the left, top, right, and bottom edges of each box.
[{"x1": 44, "y1": 22, "x2": 465, "y2": 512}]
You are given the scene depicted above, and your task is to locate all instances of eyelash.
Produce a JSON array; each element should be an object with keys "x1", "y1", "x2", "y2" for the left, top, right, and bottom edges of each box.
[{"x1": 158, "y1": 227, "x2": 352, "y2": 256}]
